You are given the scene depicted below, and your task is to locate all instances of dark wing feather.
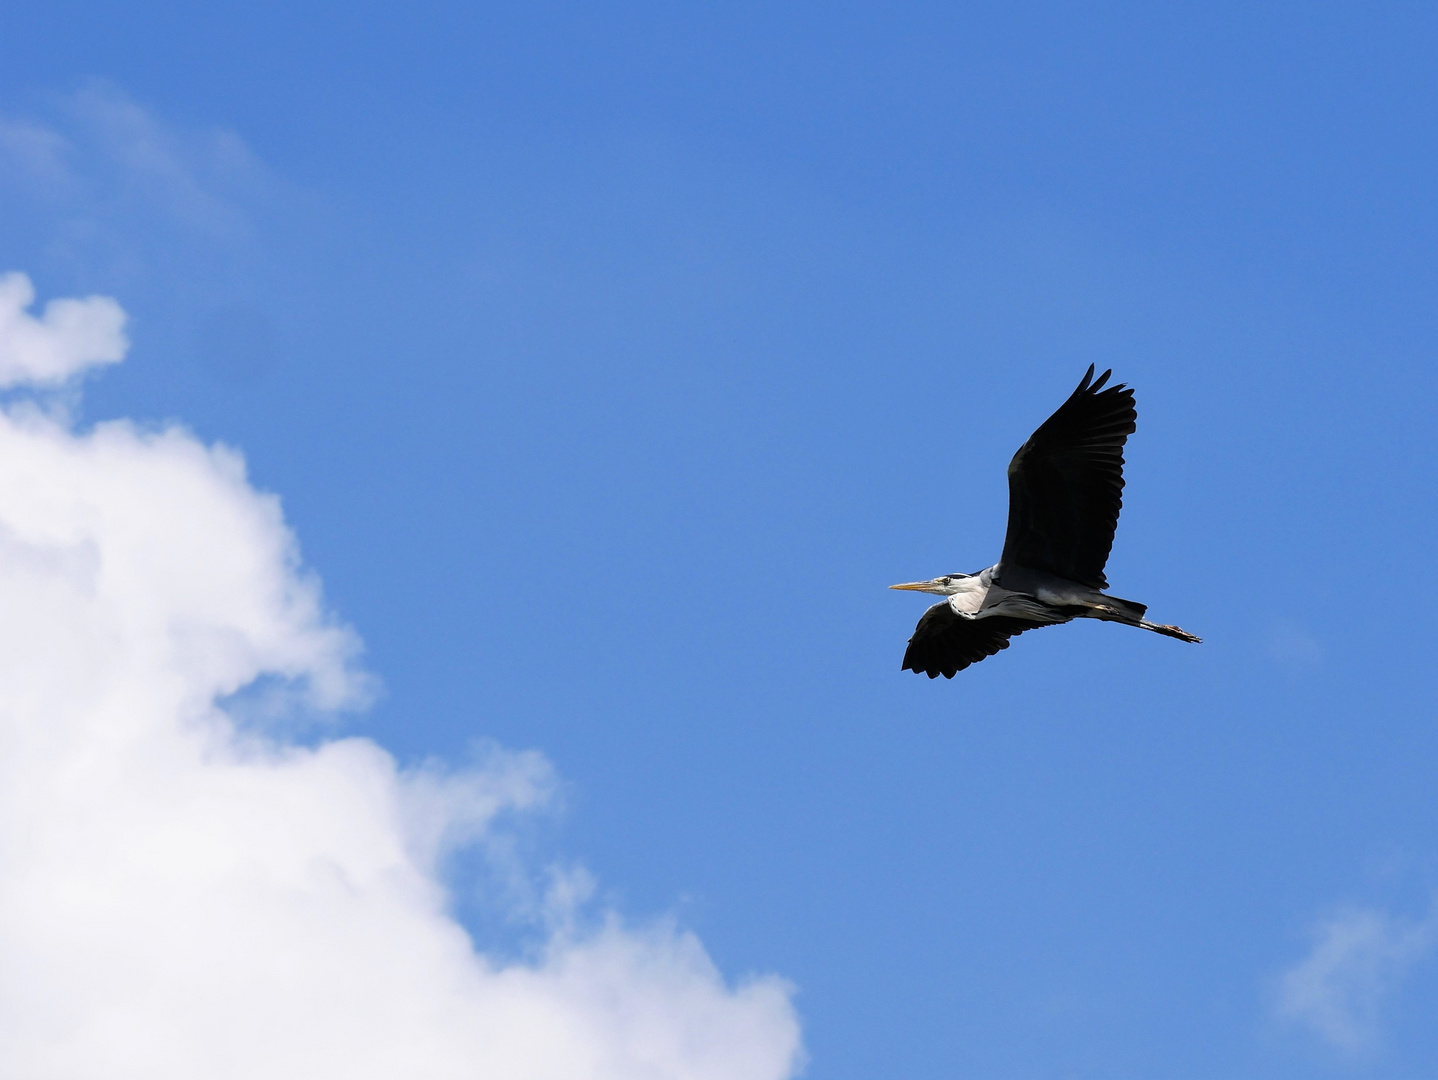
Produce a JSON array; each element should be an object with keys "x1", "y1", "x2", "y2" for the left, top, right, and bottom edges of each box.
[
  {"x1": 901, "y1": 603, "x2": 1046, "y2": 679},
  {"x1": 999, "y1": 365, "x2": 1136, "y2": 589}
]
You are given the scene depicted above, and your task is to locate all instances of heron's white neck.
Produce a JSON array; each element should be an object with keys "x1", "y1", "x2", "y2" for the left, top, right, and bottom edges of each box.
[{"x1": 942, "y1": 566, "x2": 1000, "y2": 614}]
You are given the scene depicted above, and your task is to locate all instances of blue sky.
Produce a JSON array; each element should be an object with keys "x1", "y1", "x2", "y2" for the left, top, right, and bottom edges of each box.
[{"x1": 2, "y1": 3, "x2": 1438, "y2": 1076}]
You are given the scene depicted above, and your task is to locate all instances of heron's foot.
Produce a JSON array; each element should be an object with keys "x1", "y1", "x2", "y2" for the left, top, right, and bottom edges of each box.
[{"x1": 1142, "y1": 621, "x2": 1201, "y2": 644}]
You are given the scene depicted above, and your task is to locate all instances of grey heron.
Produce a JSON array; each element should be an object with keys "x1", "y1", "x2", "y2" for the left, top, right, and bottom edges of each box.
[{"x1": 891, "y1": 365, "x2": 1199, "y2": 678}]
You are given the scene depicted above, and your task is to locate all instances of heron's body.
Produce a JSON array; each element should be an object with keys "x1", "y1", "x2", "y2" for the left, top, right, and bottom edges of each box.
[
  {"x1": 892, "y1": 366, "x2": 1199, "y2": 678},
  {"x1": 934, "y1": 565, "x2": 1109, "y2": 619}
]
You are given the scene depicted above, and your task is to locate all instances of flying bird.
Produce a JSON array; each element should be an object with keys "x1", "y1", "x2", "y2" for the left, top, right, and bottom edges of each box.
[{"x1": 891, "y1": 365, "x2": 1199, "y2": 678}]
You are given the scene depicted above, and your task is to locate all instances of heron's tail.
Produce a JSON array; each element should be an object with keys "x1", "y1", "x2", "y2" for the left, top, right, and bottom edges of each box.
[{"x1": 1105, "y1": 595, "x2": 1148, "y2": 619}]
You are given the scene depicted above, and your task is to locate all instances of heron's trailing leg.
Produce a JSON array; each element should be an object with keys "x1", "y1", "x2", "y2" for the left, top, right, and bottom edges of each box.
[
  {"x1": 1080, "y1": 600, "x2": 1202, "y2": 644},
  {"x1": 1138, "y1": 620, "x2": 1201, "y2": 643}
]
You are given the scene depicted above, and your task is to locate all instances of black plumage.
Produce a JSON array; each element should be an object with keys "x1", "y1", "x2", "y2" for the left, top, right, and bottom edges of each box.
[
  {"x1": 900, "y1": 606, "x2": 1041, "y2": 679},
  {"x1": 1000, "y1": 365, "x2": 1135, "y2": 590}
]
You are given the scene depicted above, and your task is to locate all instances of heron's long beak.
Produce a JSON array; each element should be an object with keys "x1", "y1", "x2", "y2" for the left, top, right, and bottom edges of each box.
[{"x1": 889, "y1": 581, "x2": 940, "y2": 593}]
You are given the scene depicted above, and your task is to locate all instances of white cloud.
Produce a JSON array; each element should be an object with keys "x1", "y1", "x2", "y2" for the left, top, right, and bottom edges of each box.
[
  {"x1": 1276, "y1": 903, "x2": 1434, "y2": 1053},
  {"x1": 59, "y1": 81, "x2": 266, "y2": 239},
  {"x1": 0, "y1": 118, "x2": 75, "y2": 190},
  {"x1": 0, "y1": 272, "x2": 126, "y2": 386},
  {"x1": 0, "y1": 85, "x2": 284, "y2": 305},
  {"x1": 0, "y1": 283, "x2": 802, "y2": 1078}
]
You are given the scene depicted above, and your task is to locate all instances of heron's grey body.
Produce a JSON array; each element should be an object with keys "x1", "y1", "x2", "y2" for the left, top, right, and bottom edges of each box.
[
  {"x1": 892, "y1": 366, "x2": 1199, "y2": 678},
  {"x1": 940, "y1": 565, "x2": 1114, "y2": 621}
]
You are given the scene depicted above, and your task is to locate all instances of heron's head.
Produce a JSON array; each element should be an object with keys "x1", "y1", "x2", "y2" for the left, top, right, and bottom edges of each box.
[{"x1": 888, "y1": 573, "x2": 970, "y2": 596}]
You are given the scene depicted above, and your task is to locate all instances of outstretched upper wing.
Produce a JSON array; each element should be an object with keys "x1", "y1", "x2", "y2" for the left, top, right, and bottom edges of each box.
[
  {"x1": 901, "y1": 603, "x2": 1045, "y2": 679},
  {"x1": 999, "y1": 365, "x2": 1136, "y2": 589}
]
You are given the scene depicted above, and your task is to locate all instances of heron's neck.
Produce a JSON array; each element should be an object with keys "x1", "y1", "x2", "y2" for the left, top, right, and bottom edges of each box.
[
  {"x1": 945, "y1": 571, "x2": 993, "y2": 613},
  {"x1": 945, "y1": 570, "x2": 992, "y2": 599}
]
